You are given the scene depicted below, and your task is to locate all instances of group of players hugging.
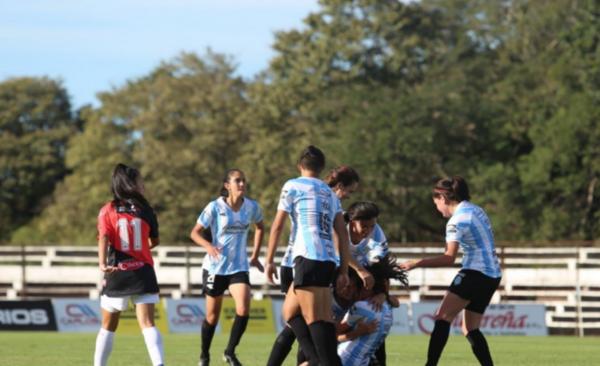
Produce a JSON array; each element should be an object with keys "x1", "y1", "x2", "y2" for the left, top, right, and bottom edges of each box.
[{"x1": 94, "y1": 146, "x2": 502, "y2": 366}]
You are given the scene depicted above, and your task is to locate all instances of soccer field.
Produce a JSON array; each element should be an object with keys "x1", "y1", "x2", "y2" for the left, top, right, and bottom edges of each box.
[{"x1": 0, "y1": 332, "x2": 596, "y2": 366}]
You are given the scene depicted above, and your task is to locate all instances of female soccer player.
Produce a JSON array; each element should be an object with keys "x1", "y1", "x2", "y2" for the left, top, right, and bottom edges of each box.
[
  {"x1": 337, "y1": 256, "x2": 408, "y2": 366},
  {"x1": 399, "y1": 176, "x2": 502, "y2": 366},
  {"x1": 266, "y1": 146, "x2": 350, "y2": 366},
  {"x1": 266, "y1": 164, "x2": 361, "y2": 366},
  {"x1": 94, "y1": 163, "x2": 164, "y2": 366},
  {"x1": 190, "y1": 169, "x2": 265, "y2": 366}
]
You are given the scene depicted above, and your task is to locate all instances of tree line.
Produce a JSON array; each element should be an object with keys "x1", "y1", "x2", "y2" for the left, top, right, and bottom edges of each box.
[{"x1": 1, "y1": 0, "x2": 599, "y2": 245}]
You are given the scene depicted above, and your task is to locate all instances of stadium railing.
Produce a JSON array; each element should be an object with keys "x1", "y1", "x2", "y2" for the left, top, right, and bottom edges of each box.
[{"x1": 0, "y1": 243, "x2": 598, "y2": 336}]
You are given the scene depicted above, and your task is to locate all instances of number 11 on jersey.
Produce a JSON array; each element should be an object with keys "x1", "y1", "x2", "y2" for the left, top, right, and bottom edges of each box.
[{"x1": 116, "y1": 218, "x2": 143, "y2": 252}]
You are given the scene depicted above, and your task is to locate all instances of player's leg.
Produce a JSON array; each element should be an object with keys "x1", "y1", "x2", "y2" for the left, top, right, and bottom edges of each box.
[
  {"x1": 463, "y1": 309, "x2": 494, "y2": 365},
  {"x1": 297, "y1": 286, "x2": 341, "y2": 366},
  {"x1": 374, "y1": 340, "x2": 386, "y2": 366},
  {"x1": 224, "y1": 281, "x2": 251, "y2": 360},
  {"x1": 134, "y1": 294, "x2": 164, "y2": 366},
  {"x1": 266, "y1": 266, "x2": 297, "y2": 366},
  {"x1": 284, "y1": 284, "x2": 320, "y2": 366},
  {"x1": 200, "y1": 270, "x2": 226, "y2": 364},
  {"x1": 94, "y1": 296, "x2": 125, "y2": 366},
  {"x1": 425, "y1": 292, "x2": 469, "y2": 366}
]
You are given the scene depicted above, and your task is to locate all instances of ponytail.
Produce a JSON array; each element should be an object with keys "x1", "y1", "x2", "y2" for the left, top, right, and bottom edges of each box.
[
  {"x1": 432, "y1": 175, "x2": 471, "y2": 202},
  {"x1": 111, "y1": 163, "x2": 149, "y2": 208},
  {"x1": 299, "y1": 146, "x2": 326, "y2": 172}
]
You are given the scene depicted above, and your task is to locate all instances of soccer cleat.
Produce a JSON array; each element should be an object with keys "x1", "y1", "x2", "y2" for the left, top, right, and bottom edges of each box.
[
  {"x1": 198, "y1": 357, "x2": 210, "y2": 366},
  {"x1": 222, "y1": 353, "x2": 242, "y2": 366}
]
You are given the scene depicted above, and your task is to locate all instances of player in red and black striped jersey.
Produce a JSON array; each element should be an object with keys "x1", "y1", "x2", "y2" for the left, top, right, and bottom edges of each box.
[{"x1": 94, "y1": 164, "x2": 164, "y2": 366}]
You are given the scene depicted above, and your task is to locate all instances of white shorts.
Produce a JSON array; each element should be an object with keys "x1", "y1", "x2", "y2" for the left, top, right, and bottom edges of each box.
[{"x1": 100, "y1": 293, "x2": 159, "y2": 313}]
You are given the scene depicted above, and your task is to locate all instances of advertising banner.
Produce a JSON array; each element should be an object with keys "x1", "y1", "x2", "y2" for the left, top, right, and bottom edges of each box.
[
  {"x1": 165, "y1": 298, "x2": 221, "y2": 334},
  {"x1": 53, "y1": 299, "x2": 101, "y2": 332},
  {"x1": 0, "y1": 300, "x2": 57, "y2": 331},
  {"x1": 220, "y1": 298, "x2": 275, "y2": 333},
  {"x1": 272, "y1": 299, "x2": 286, "y2": 333},
  {"x1": 412, "y1": 302, "x2": 548, "y2": 336},
  {"x1": 116, "y1": 298, "x2": 169, "y2": 334},
  {"x1": 389, "y1": 304, "x2": 411, "y2": 334}
]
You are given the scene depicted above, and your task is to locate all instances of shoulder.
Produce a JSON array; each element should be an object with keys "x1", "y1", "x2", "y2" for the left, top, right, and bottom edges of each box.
[
  {"x1": 449, "y1": 204, "x2": 474, "y2": 225},
  {"x1": 98, "y1": 202, "x2": 114, "y2": 216},
  {"x1": 372, "y1": 224, "x2": 385, "y2": 240},
  {"x1": 245, "y1": 198, "x2": 261, "y2": 209},
  {"x1": 352, "y1": 300, "x2": 374, "y2": 313}
]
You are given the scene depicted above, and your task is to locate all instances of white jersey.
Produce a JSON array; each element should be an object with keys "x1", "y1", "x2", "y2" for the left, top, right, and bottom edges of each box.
[
  {"x1": 332, "y1": 293, "x2": 347, "y2": 323},
  {"x1": 278, "y1": 177, "x2": 342, "y2": 264},
  {"x1": 335, "y1": 223, "x2": 389, "y2": 266},
  {"x1": 338, "y1": 301, "x2": 393, "y2": 366},
  {"x1": 197, "y1": 197, "x2": 263, "y2": 275},
  {"x1": 446, "y1": 201, "x2": 501, "y2": 278}
]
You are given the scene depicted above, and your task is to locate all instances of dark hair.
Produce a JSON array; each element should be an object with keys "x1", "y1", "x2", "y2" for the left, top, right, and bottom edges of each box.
[
  {"x1": 299, "y1": 146, "x2": 325, "y2": 172},
  {"x1": 325, "y1": 165, "x2": 359, "y2": 188},
  {"x1": 432, "y1": 175, "x2": 471, "y2": 202},
  {"x1": 111, "y1": 163, "x2": 149, "y2": 208},
  {"x1": 220, "y1": 169, "x2": 244, "y2": 197},
  {"x1": 333, "y1": 265, "x2": 360, "y2": 292},
  {"x1": 360, "y1": 255, "x2": 409, "y2": 295},
  {"x1": 343, "y1": 201, "x2": 380, "y2": 223}
]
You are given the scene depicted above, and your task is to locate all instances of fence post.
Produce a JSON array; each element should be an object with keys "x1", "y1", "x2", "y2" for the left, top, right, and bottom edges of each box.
[
  {"x1": 20, "y1": 244, "x2": 27, "y2": 300},
  {"x1": 185, "y1": 245, "x2": 192, "y2": 297},
  {"x1": 576, "y1": 247, "x2": 584, "y2": 338}
]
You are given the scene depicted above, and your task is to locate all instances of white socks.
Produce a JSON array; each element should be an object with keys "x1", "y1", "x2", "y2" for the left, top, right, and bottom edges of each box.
[
  {"x1": 94, "y1": 328, "x2": 114, "y2": 366},
  {"x1": 142, "y1": 326, "x2": 165, "y2": 366}
]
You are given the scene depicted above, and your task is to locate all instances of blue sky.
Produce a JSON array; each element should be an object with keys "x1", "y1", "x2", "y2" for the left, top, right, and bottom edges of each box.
[{"x1": 1, "y1": 0, "x2": 320, "y2": 108}]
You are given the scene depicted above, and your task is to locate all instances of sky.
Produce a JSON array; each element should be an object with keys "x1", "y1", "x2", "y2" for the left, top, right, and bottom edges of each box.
[{"x1": 0, "y1": 0, "x2": 320, "y2": 108}]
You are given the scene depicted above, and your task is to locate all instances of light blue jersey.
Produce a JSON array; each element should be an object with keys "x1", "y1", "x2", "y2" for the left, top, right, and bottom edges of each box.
[
  {"x1": 335, "y1": 223, "x2": 389, "y2": 266},
  {"x1": 197, "y1": 197, "x2": 263, "y2": 275},
  {"x1": 338, "y1": 301, "x2": 393, "y2": 366},
  {"x1": 278, "y1": 177, "x2": 342, "y2": 264},
  {"x1": 446, "y1": 201, "x2": 502, "y2": 278},
  {"x1": 332, "y1": 292, "x2": 347, "y2": 323}
]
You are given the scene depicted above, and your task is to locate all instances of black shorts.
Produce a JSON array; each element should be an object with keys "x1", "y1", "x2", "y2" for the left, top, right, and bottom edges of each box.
[
  {"x1": 202, "y1": 270, "x2": 250, "y2": 297},
  {"x1": 448, "y1": 269, "x2": 501, "y2": 314},
  {"x1": 293, "y1": 257, "x2": 336, "y2": 289},
  {"x1": 280, "y1": 266, "x2": 294, "y2": 294}
]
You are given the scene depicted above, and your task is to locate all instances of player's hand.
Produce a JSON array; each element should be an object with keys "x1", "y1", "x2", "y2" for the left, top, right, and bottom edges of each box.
[
  {"x1": 206, "y1": 245, "x2": 222, "y2": 261},
  {"x1": 355, "y1": 318, "x2": 380, "y2": 336},
  {"x1": 336, "y1": 273, "x2": 349, "y2": 290},
  {"x1": 399, "y1": 260, "x2": 418, "y2": 271},
  {"x1": 250, "y1": 256, "x2": 265, "y2": 273},
  {"x1": 357, "y1": 268, "x2": 374, "y2": 290},
  {"x1": 368, "y1": 293, "x2": 387, "y2": 312},
  {"x1": 266, "y1": 263, "x2": 278, "y2": 285},
  {"x1": 99, "y1": 264, "x2": 118, "y2": 274}
]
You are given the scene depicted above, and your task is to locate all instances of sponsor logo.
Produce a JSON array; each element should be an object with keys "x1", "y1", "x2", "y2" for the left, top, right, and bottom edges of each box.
[
  {"x1": 118, "y1": 259, "x2": 145, "y2": 271},
  {"x1": 317, "y1": 190, "x2": 332, "y2": 200},
  {"x1": 171, "y1": 304, "x2": 205, "y2": 326},
  {"x1": 0, "y1": 309, "x2": 49, "y2": 325},
  {"x1": 61, "y1": 304, "x2": 100, "y2": 325},
  {"x1": 447, "y1": 224, "x2": 457, "y2": 234},
  {"x1": 222, "y1": 221, "x2": 250, "y2": 234}
]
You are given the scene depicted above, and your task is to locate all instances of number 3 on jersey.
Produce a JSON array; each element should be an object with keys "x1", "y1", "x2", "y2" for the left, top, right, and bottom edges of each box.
[{"x1": 116, "y1": 218, "x2": 142, "y2": 252}]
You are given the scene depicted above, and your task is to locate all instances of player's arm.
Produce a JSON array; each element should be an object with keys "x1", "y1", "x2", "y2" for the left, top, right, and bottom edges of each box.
[
  {"x1": 399, "y1": 241, "x2": 459, "y2": 270},
  {"x1": 250, "y1": 220, "x2": 265, "y2": 272},
  {"x1": 336, "y1": 317, "x2": 379, "y2": 342},
  {"x1": 265, "y1": 210, "x2": 289, "y2": 285},
  {"x1": 333, "y1": 211, "x2": 350, "y2": 287},
  {"x1": 98, "y1": 234, "x2": 117, "y2": 274},
  {"x1": 149, "y1": 237, "x2": 160, "y2": 249},
  {"x1": 190, "y1": 223, "x2": 221, "y2": 261}
]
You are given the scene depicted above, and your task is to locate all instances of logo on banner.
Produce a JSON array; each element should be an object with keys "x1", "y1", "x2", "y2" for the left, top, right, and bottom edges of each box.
[
  {"x1": 172, "y1": 304, "x2": 205, "y2": 326},
  {"x1": 0, "y1": 309, "x2": 49, "y2": 325},
  {"x1": 60, "y1": 304, "x2": 100, "y2": 325}
]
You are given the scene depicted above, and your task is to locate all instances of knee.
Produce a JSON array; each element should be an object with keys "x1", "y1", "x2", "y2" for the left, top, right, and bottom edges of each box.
[
  {"x1": 300, "y1": 309, "x2": 317, "y2": 325},
  {"x1": 138, "y1": 318, "x2": 155, "y2": 329},
  {"x1": 236, "y1": 303, "x2": 250, "y2": 317},
  {"x1": 435, "y1": 311, "x2": 457, "y2": 323},
  {"x1": 206, "y1": 313, "x2": 220, "y2": 325}
]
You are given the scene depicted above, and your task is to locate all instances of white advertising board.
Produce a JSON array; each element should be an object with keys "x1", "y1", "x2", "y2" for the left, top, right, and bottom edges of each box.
[
  {"x1": 165, "y1": 298, "x2": 221, "y2": 334},
  {"x1": 53, "y1": 298, "x2": 101, "y2": 332},
  {"x1": 412, "y1": 302, "x2": 547, "y2": 336}
]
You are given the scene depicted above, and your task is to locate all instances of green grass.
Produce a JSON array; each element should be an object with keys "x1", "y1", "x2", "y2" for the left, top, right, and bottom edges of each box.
[{"x1": 0, "y1": 332, "x2": 597, "y2": 365}]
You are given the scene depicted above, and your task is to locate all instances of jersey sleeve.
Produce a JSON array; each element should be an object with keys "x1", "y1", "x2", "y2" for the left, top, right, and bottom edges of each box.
[
  {"x1": 446, "y1": 215, "x2": 470, "y2": 243},
  {"x1": 343, "y1": 301, "x2": 376, "y2": 328},
  {"x1": 197, "y1": 202, "x2": 216, "y2": 229},
  {"x1": 277, "y1": 182, "x2": 294, "y2": 212},
  {"x1": 370, "y1": 225, "x2": 389, "y2": 260},
  {"x1": 97, "y1": 206, "x2": 113, "y2": 238},
  {"x1": 149, "y1": 209, "x2": 159, "y2": 238},
  {"x1": 332, "y1": 193, "x2": 342, "y2": 214},
  {"x1": 253, "y1": 201, "x2": 264, "y2": 222}
]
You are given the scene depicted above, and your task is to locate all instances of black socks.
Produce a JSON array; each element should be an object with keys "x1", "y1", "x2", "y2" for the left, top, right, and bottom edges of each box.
[
  {"x1": 467, "y1": 329, "x2": 494, "y2": 366},
  {"x1": 266, "y1": 326, "x2": 296, "y2": 366},
  {"x1": 288, "y1": 315, "x2": 320, "y2": 365},
  {"x1": 426, "y1": 319, "x2": 451, "y2": 366},
  {"x1": 200, "y1": 319, "x2": 217, "y2": 359},
  {"x1": 224, "y1": 314, "x2": 249, "y2": 356},
  {"x1": 375, "y1": 339, "x2": 386, "y2": 366},
  {"x1": 308, "y1": 321, "x2": 342, "y2": 366}
]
